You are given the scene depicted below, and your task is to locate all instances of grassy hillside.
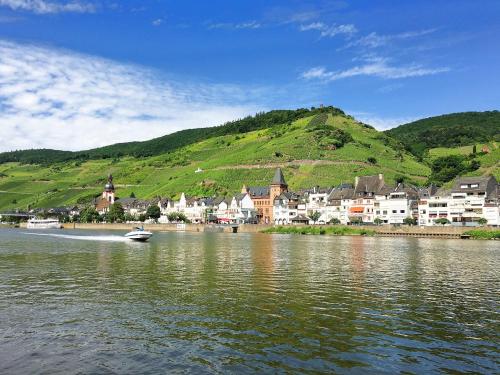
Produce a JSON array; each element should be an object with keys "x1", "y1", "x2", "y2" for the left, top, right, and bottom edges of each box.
[
  {"x1": 386, "y1": 111, "x2": 500, "y2": 157},
  {"x1": 0, "y1": 110, "x2": 431, "y2": 211},
  {"x1": 0, "y1": 107, "x2": 343, "y2": 164}
]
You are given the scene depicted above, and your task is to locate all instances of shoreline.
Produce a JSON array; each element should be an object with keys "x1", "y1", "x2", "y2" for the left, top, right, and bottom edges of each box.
[{"x1": 17, "y1": 222, "x2": 499, "y2": 240}]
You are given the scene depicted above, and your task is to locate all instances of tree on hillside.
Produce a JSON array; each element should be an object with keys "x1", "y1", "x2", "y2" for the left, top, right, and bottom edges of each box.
[
  {"x1": 146, "y1": 205, "x2": 161, "y2": 222},
  {"x1": 367, "y1": 157, "x2": 377, "y2": 165},
  {"x1": 130, "y1": 192, "x2": 136, "y2": 198},
  {"x1": 429, "y1": 155, "x2": 481, "y2": 185},
  {"x1": 108, "y1": 202, "x2": 125, "y2": 223}
]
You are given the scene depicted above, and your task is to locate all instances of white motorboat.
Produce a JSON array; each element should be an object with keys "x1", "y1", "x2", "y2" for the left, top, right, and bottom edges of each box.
[
  {"x1": 124, "y1": 227, "x2": 153, "y2": 242},
  {"x1": 27, "y1": 218, "x2": 62, "y2": 229}
]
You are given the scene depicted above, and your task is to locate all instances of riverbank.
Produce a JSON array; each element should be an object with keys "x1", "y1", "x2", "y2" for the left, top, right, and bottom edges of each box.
[
  {"x1": 264, "y1": 225, "x2": 500, "y2": 240},
  {"x1": 18, "y1": 222, "x2": 499, "y2": 239}
]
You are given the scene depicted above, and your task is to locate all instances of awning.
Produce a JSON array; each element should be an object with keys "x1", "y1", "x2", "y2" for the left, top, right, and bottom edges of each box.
[{"x1": 349, "y1": 207, "x2": 364, "y2": 213}]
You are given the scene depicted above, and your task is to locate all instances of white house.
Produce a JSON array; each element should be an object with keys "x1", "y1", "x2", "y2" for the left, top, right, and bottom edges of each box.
[
  {"x1": 417, "y1": 176, "x2": 499, "y2": 226},
  {"x1": 374, "y1": 183, "x2": 419, "y2": 224}
]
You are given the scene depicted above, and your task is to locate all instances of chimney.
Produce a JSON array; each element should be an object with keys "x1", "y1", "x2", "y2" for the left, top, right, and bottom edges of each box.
[
  {"x1": 355, "y1": 176, "x2": 359, "y2": 188},
  {"x1": 378, "y1": 173, "x2": 384, "y2": 181}
]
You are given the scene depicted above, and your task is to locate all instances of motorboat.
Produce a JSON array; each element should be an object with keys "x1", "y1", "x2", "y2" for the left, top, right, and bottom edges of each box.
[
  {"x1": 124, "y1": 227, "x2": 153, "y2": 242},
  {"x1": 27, "y1": 218, "x2": 62, "y2": 229}
]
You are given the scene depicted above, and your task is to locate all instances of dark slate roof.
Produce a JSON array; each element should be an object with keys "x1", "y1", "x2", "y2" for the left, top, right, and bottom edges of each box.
[
  {"x1": 248, "y1": 186, "x2": 270, "y2": 197},
  {"x1": 391, "y1": 183, "x2": 419, "y2": 199},
  {"x1": 234, "y1": 193, "x2": 247, "y2": 202},
  {"x1": 354, "y1": 175, "x2": 386, "y2": 196},
  {"x1": 451, "y1": 176, "x2": 498, "y2": 199},
  {"x1": 199, "y1": 197, "x2": 215, "y2": 206},
  {"x1": 271, "y1": 168, "x2": 287, "y2": 186},
  {"x1": 282, "y1": 191, "x2": 300, "y2": 200},
  {"x1": 302, "y1": 186, "x2": 333, "y2": 194},
  {"x1": 417, "y1": 185, "x2": 438, "y2": 198},
  {"x1": 213, "y1": 197, "x2": 226, "y2": 205},
  {"x1": 328, "y1": 187, "x2": 355, "y2": 201},
  {"x1": 116, "y1": 197, "x2": 137, "y2": 205}
]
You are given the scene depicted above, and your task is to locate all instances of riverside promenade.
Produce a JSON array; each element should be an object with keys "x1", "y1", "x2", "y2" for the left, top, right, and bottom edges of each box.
[{"x1": 21, "y1": 222, "x2": 497, "y2": 239}]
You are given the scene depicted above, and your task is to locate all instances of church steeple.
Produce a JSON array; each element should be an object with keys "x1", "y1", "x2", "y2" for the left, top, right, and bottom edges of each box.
[
  {"x1": 270, "y1": 168, "x2": 288, "y2": 203},
  {"x1": 102, "y1": 174, "x2": 115, "y2": 203},
  {"x1": 105, "y1": 174, "x2": 115, "y2": 192},
  {"x1": 271, "y1": 167, "x2": 287, "y2": 187}
]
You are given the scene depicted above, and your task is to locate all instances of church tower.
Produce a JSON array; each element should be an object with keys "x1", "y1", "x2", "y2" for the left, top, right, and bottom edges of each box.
[
  {"x1": 102, "y1": 174, "x2": 115, "y2": 204},
  {"x1": 270, "y1": 168, "x2": 288, "y2": 203}
]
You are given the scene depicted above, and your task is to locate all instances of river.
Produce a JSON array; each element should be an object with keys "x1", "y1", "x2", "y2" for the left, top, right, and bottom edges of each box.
[{"x1": 0, "y1": 228, "x2": 498, "y2": 374}]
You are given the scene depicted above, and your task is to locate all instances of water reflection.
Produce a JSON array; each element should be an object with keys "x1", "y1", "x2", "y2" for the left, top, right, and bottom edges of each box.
[{"x1": 0, "y1": 229, "x2": 498, "y2": 374}]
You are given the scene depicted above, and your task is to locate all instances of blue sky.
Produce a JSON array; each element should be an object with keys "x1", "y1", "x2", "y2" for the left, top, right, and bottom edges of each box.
[{"x1": 0, "y1": 0, "x2": 499, "y2": 151}]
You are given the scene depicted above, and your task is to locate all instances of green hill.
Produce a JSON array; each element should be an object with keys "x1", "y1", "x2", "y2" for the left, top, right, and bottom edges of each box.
[
  {"x1": 0, "y1": 107, "x2": 344, "y2": 164},
  {"x1": 386, "y1": 111, "x2": 500, "y2": 157},
  {"x1": 0, "y1": 108, "x2": 432, "y2": 211}
]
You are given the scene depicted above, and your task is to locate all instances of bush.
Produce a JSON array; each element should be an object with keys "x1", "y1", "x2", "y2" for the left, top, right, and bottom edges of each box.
[
  {"x1": 434, "y1": 218, "x2": 450, "y2": 225},
  {"x1": 403, "y1": 217, "x2": 417, "y2": 226},
  {"x1": 367, "y1": 157, "x2": 377, "y2": 165},
  {"x1": 464, "y1": 229, "x2": 500, "y2": 240}
]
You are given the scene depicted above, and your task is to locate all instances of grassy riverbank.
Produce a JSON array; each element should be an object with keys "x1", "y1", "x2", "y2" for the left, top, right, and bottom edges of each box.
[
  {"x1": 262, "y1": 225, "x2": 376, "y2": 236},
  {"x1": 463, "y1": 229, "x2": 500, "y2": 240}
]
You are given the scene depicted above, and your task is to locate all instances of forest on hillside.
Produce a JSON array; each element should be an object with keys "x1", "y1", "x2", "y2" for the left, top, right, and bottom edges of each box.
[{"x1": 386, "y1": 111, "x2": 500, "y2": 157}]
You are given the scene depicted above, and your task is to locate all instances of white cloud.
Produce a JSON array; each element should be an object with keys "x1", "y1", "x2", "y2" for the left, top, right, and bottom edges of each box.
[
  {"x1": 152, "y1": 18, "x2": 163, "y2": 26},
  {"x1": 208, "y1": 20, "x2": 261, "y2": 30},
  {"x1": 0, "y1": 0, "x2": 95, "y2": 13},
  {"x1": 349, "y1": 112, "x2": 419, "y2": 130},
  {"x1": 300, "y1": 22, "x2": 357, "y2": 38},
  {"x1": 301, "y1": 57, "x2": 450, "y2": 82},
  {"x1": 0, "y1": 40, "x2": 265, "y2": 152},
  {"x1": 344, "y1": 29, "x2": 437, "y2": 49}
]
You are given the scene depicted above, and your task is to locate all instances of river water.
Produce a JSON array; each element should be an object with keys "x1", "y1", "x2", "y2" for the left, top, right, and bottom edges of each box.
[{"x1": 0, "y1": 228, "x2": 498, "y2": 374}]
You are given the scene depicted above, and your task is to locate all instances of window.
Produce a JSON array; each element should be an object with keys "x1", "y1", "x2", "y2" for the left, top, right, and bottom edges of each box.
[
  {"x1": 376, "y1": 210, "x2": 380, "y2": 215},
  {"x1": 383, "y1": 210, "x2": 387, "y2": 215},
  {"x1": 400, "y1": 210, "x2": 405, "y2": 213},
  {"x1": 471, "y1": 184, "x2": 479, "y2": 188},
  {"x1": 460, "y1": 185, "x2": 468, "y2": 189},
  {"x1": 392, "y1": 210, "x2": 397, "y2": 214}
]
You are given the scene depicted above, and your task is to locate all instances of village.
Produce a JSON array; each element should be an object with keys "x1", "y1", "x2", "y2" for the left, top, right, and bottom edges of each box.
[{"x1": 3, "y1": 168, "x2": 499, "y2": 228}]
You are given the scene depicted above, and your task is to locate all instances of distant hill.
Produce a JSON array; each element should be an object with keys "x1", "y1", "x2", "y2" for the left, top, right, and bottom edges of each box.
[
  {"x1": 0, "y1": 107, "x2": 345, "y2": 164},
  {"x1": 386, "y1": 111, "x2": 500, "y2": 157}
]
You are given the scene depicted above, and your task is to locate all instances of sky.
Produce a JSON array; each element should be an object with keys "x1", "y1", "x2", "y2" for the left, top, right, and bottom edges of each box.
[{"x1": 0, "y1": 0, "x2": 499, "y2": 152}]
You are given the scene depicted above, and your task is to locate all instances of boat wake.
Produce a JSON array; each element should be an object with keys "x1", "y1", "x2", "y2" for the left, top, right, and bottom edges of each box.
[{"x1": 25, "y1": 232, "x2": 132, "y2": 242}]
